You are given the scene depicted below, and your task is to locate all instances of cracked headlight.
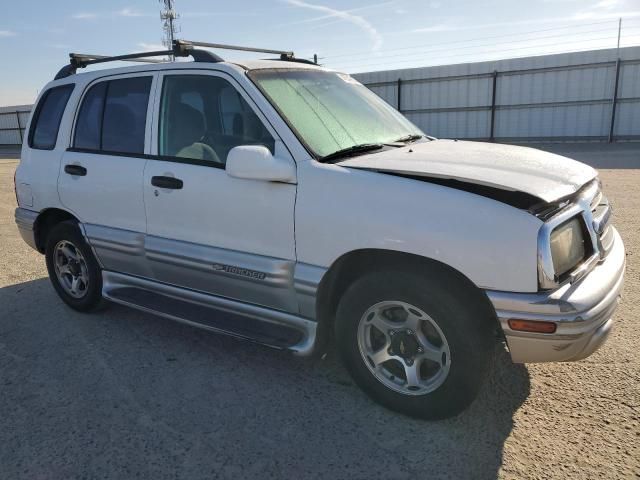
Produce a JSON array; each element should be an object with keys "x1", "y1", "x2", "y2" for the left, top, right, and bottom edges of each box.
[{"x1": 550, "y1": 217, "x2": 586, "y2": 277}]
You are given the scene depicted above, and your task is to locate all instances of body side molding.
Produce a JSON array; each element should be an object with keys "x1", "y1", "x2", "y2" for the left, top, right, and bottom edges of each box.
[{"x1": 293, "y1": 263, "x2": 326, "y2": 319}]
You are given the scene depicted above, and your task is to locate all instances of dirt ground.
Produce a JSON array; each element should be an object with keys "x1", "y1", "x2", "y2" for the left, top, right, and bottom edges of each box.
[{"x1": 0, "y1": 156, "x2": 638, "y2": 479}]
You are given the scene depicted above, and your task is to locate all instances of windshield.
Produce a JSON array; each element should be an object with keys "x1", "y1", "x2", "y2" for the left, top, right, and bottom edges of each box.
[{"x1": 249, "y1": 69, "x2": 424, "y2": 159}]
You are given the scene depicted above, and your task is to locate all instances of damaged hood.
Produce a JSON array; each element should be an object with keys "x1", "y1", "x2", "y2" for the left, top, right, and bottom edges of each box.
[{"x1": 339, "y1": 140, "x2": 597, "y2": 203}]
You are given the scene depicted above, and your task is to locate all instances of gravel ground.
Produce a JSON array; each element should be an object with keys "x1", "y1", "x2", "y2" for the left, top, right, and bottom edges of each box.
[{"x1": 0, "y1": 154, "x2": 638, "y2": 479}]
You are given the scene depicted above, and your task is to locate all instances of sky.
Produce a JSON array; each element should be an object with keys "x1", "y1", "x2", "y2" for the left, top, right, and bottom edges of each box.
[{"x1": 1, "y1": 0, "x2": 639, "y2": 106}]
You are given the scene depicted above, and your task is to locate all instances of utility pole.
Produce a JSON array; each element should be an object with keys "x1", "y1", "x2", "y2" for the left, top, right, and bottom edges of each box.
[
  {"x1": 160, "y1": 0, "x2": 179, "y2": 60},
  {"x1": 616, "y1": 17, "x2": 622, "y2": 56}
]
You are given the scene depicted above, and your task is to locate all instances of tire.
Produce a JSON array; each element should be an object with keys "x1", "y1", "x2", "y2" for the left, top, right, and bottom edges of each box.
[
  {"x1": 335, "y1": 269, "x2": 495, "y2": 420},
  {"x1": 45, "y1": 220, "x2": 104, "y2": 312}
]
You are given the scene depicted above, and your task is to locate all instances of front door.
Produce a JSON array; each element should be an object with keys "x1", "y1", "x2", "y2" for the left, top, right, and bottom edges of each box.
[
  {"x1": 143, "y1": 71, "x2": 298, "y2": 312},
  {"x1": 59, "y1": 74, "x2": 156, "y2": 277}
]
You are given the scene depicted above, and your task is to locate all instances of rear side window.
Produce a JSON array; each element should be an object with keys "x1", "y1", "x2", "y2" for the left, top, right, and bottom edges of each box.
[
  {"x1": 28, "y1": 84, "x2": 74, "y2": 150},
  {"x1": 73, "y1": 76, "x2": 152, "y2": 155},
  {"x1": 74, "y1": 82, "x2": 106, "y2": 150}
]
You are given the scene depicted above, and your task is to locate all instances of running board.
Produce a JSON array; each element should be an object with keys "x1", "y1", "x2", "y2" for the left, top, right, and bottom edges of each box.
[{"x1": 102, "y1": 271, "x2": 317, "y2": 355}]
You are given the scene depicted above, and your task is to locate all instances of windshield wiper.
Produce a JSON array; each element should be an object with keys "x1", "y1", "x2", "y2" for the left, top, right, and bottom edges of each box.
[
  {"x1": 389, "y1": 134, "x2": 424, "y2": 144},
  {"x1": 319, "y1": 143, "x2": 384, "y2": 163}
]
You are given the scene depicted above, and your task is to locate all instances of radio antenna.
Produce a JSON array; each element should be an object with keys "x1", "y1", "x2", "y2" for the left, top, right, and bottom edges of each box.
[{"x1": 160, "y1": 0, "x2": 180, "y2": 60}]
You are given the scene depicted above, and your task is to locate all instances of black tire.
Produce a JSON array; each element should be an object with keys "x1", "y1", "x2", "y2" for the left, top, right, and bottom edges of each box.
[
  {"x1": 45, "y1": 220, "x2": 104, "y2": 312},
  {"x1": 335, "y1": 269, "x2": 495, "y2": 420}
]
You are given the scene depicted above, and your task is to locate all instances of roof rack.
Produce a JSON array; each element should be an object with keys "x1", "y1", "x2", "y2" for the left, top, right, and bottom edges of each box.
[
  {"x1": 174, "y1": 39, "x2": 318, "y2": 65},
  {"x1": 54, "y1": 39, "x2": 315, "y2": 80},
  {"x1": 174, "y1": 39, "x2": 293, "y2": 59},
  {"x1": 174, "y1": 40, "x2": 316, "y2": 64}
]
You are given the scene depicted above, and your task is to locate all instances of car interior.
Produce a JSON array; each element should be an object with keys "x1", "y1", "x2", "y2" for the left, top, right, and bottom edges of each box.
[{"x1": 160, "y1": 76, "x2": 275, "y2": 165}]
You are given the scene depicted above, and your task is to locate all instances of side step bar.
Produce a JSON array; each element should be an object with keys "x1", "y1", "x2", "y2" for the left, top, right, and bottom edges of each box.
[{"x1": 102, "y1": 271, "x2": 317, "y2": 355}]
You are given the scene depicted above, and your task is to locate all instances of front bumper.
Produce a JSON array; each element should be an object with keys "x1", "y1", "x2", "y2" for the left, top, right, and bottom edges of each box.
[
  {"x1": 486, "y1": 227, "x2": 625, "y2": 363},
  {"x1": 14, "y1": 207, "x2": 39, "y2": 251}
]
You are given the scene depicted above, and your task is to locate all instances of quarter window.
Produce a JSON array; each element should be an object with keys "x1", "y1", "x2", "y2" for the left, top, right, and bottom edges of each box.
[
  {"x1": 73, "y1": 76, "x2": 152, "y2": 154},
  {"x1": 74, "y1": 82, "x2": 106, "y2": 150},
  {"x1": 28, "y1": 84, "x2": 74, "y2": 150},
  {"x1": 158, "y1": 75, "x2": 274, "y2": 165}
]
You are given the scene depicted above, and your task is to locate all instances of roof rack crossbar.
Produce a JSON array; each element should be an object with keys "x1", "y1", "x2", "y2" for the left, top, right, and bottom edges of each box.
[
  {"x1": 70, "y1": 52, "x2": 169, "y2": 66},
  {"x1": 70, "y1": 50, "x2": 176, "y2": 68},
  {"x1": 175, "y1": 39, "x2": 294, "y2": 58},
  {"x1": 54, "y1": 45, "x2": 223, "y2": 80}
]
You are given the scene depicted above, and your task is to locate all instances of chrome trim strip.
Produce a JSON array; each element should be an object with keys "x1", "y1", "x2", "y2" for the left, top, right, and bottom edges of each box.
[
  {"x1": 102, "y1": 271, "x2": 317, "y2": 356},
  {"x1": 293, "y1": 263, "x2": 326, "y2": 319}
]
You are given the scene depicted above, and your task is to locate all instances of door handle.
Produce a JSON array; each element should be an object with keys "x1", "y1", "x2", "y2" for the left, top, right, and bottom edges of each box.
[
  {"x1": 64, "y1": 164, "x2": 87, "y2": 176},
  {"x1": 151, "y1": 176, "x2": 183, "y2": 189}
]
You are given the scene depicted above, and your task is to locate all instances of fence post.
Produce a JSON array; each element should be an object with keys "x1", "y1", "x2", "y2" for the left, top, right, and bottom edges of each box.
[
  {"x1": 15, "y1": 111, "x2": 23, "y2": 143},
  {"x1": 397, "y1": 78, "x2": 402, "y2": 112},
  {"x1": 489, "y1": 70, "x2": 498, "y2": 142},
  {"x1": 608, "y1": 58, "x2": 621, "y2": 143}
]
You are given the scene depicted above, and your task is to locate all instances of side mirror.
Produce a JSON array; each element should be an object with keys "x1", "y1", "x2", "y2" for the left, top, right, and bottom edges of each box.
[{"x1": 226, "y1": 145, "x2": 296, "y2": 183}]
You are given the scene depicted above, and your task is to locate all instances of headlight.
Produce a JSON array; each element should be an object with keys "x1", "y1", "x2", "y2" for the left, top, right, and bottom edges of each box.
[{"x1": 550, "y1": 217, "x2": 586, "y2": 277}]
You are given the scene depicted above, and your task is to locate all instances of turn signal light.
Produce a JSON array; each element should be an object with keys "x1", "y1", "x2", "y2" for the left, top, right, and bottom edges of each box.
[{"x1": 508, "y1": 319, "x2": 557, "y2": 334}]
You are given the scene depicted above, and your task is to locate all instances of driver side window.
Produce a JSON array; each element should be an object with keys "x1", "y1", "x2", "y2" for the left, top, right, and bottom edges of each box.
[{"x1": 158, "y1": 75, "x2": 274, "y2": 166}]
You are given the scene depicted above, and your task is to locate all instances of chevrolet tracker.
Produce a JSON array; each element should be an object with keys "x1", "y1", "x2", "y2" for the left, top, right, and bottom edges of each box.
[{"x1": 14, "y1": 40, "x2": 625, "y2": 419}]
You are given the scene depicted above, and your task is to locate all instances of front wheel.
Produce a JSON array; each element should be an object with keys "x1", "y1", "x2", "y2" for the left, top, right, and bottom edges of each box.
[{"x1": 335, "y1": 269, "x2": 495, "y2": 420}]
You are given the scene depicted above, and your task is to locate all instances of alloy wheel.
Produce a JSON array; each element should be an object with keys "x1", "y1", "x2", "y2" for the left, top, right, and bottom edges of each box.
[
  {"x1": 357, "y1": 301, "x2": 451, "y2": 395},
  {"x1": 53, "y1": 240, "x2": 90, "y2": 299}
]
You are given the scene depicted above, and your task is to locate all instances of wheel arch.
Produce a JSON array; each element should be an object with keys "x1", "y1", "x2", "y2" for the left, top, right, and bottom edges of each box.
[
  {"x1": 314, "y1": 249, "x2": 499, "y2": 351},
  {"x1": 34, "y1": 208, "x2": 79, "y2": 253}
]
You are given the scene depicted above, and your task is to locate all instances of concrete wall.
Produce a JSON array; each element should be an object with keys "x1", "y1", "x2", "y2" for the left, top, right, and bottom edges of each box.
[{"x1": 354, "y1": 46, "x2": 640, "y2": 142}]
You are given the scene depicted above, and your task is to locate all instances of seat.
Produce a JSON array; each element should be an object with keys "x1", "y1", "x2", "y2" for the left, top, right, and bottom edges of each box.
[
  {"x1": 232, "y1": 113, "x2": 244, "y2": 137},
  {"x1": 102, "y1": 103, "x2": 140, "y2": 152},
  {"x1": 170, "y1": 103, "x2": 220, "y2": 164}
]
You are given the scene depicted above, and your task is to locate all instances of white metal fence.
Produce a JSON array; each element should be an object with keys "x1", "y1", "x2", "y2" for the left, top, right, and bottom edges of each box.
[
  {"x1": 353, "y1": 46, "x2": 640, "y2": 142},
  {"x1": 0, "y1": 105, "x2": 31, "y2": 145},
  {"x1": 1, "y1": 46, "x2": 639, "y2": 146}
]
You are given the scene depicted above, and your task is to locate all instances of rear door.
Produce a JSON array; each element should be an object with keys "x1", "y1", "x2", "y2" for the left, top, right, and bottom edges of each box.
[
  {"x1": 58, "y1": 73, "x2": 156, "y2": 277},
  {"x1": 143, "y1": 70, "x2": 298, "y2": 312}
]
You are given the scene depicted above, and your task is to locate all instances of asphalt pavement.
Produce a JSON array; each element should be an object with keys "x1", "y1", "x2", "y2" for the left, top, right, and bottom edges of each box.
[{"x1": 0, "y1": 146, "x2": 638, "y2": 479}]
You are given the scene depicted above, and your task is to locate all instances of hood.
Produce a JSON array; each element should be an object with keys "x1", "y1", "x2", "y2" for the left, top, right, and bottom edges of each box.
[{"x1": 339, "y1": 140, "x2": 597, "y2": 203}]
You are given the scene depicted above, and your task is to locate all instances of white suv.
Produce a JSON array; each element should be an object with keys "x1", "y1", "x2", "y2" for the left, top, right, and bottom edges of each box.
[{"x1": 14, "y1": 41, "x2": 625, "y2": 419}]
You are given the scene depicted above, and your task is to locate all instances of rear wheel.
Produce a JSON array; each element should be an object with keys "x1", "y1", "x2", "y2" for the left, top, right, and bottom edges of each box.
[
  {"x1": 335, "y1": 269, "x2": 494, "y2": 420},
  {"x1": 45, "y1": 221, "x2": 104, "y2": 312}
]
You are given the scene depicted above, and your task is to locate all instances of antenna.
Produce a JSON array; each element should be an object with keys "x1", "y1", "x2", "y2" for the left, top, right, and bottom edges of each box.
[{"x1": 160, "y1": 0, "x2": 180, "y2": 60}]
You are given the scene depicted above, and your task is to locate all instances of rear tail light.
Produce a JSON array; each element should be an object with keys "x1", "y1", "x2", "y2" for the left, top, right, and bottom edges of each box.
[{"x1": 508, "y1": 319, "x2": 557, "y2": 334}]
